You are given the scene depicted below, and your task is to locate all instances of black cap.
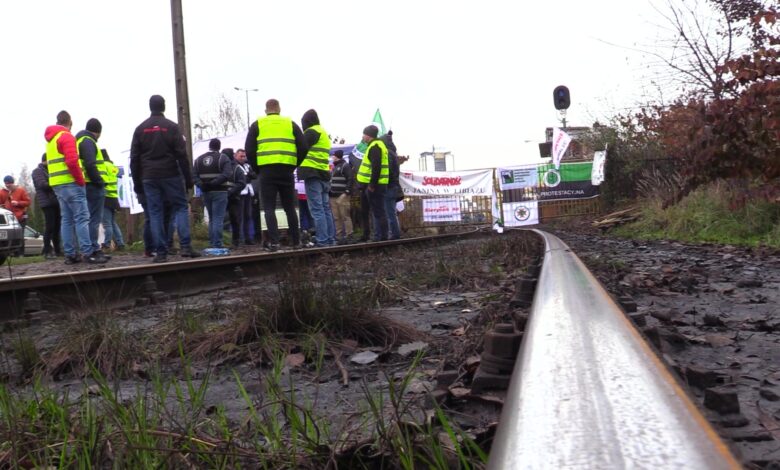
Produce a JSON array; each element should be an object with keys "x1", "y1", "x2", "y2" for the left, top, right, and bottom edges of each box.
[
  {"x1": 221, "y1": 148, "x2": 234, "y2": 159},
  {"x1": 363, "y1": 125, "x2": 379, "y2": 139},
  {"x1": 209, "y1": 138, "x2": 221, "y2": 150},
  {"x1": 3, "y1": 175, "x2": 14, "y2": 184},
  {"x1": 334, "y1": 149, "x2": 344, "y2": 158},
  {"x1": 149, "y1": 95, "x2": 166, "y2": 112},
  {"x1": 86, "y1": 118, "x2": 102, "y2": 134}
]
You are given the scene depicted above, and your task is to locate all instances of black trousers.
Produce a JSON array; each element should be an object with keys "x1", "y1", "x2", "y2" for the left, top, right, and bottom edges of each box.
[
  {"x1": 42, "y1": 205, "x2": 62, "y2": 255},
  {"x1": 228, "y1": 196, "x2": 242, "y2": 245},
  {"x1": 359, "y1": 186, "x2": 388, "y2": 241},
  {"x1": 259, "y1": 175, "x2": 300, "y2": 245}
]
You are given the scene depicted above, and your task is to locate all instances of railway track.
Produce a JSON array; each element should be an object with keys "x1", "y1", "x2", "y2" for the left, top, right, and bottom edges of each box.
[{"x1": 0, "y1": 229, "x2": 751, "y2": 467}]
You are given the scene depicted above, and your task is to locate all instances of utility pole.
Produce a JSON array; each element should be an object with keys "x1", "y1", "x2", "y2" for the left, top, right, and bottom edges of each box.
[
  {"x1": 234, "y1": 86, "x2": 259, "y2": 129},
  {"x1": 170, "y1": 0, "x2": 193, "y2": 165}
]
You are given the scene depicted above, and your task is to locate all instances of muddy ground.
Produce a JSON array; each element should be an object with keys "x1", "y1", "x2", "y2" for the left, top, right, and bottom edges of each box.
[
  {"x1": 551, "y1": 223, "x2": 780, "y2": 467},
  {"x1": 0, "y1": 232, "x2": 537, "y2": 467}
]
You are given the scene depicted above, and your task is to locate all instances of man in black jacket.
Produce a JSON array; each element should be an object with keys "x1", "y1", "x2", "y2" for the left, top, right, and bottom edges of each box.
[
  {"x1": 244, "y1": 99, "x2": 307, "y2": 251},
  {"x1": 381, "y1": 131, "x2": 402, "y2": 240},
  {"x1": 76, "y1": 118, "x2": 110, "y2": 262},
  {"x1": 31, "y1": 154, "x2": 61, "y2": 258},
  {"x1": 329, "y1": 150, "x2": 354, "y2": 242},
  {"x1": 194, "y1": 138, "x2": 232, "y2": 249},
  {"x1": 130, "y1": 95, "x2": 200, "y2": 262}
]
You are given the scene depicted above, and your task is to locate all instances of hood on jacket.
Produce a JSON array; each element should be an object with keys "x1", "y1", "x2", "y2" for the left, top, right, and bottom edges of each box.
[
  {"x1": 44, "y1": 125, "x2": 70, "y2": 142},
  {"x1": 75, "y1": 130, "x2": 96, "y2": 141},
  {"x1": 380, "y1": 131, "x2": 397, "y2": 153},
  {"x1": 301, "y1": 109, "x2": 320, "y2": 130}
]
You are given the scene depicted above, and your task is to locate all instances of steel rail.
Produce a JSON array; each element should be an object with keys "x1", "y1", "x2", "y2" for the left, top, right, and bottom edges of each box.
[
  {"x1": 488, "y1": 230, "x2": 741, "y2": 469},
  {"x1": 0, "y1": 228, "x2": 482, "y2": 316}
]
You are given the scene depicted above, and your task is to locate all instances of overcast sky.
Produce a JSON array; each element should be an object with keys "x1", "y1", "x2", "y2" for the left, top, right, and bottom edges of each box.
[{"x1": 2, "y1": 0, "x2": 673, "y2": 178}]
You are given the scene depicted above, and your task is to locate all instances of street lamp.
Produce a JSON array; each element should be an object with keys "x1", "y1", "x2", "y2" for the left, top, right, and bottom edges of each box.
[
  {"x1": 234, "y1": 86, "x2": 259, "y2": 129},
  {"x1": 193, "y1": 123, "x2": 210, "y2": 141}
]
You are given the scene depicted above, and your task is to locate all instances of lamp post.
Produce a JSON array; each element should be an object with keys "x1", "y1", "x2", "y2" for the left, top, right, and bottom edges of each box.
[
  {"x1": 234, "y1": 86, "x2": 259, "y2": 129},
  {"x1": 193, "y1": 123, "x2": 210, "y2": 141}
]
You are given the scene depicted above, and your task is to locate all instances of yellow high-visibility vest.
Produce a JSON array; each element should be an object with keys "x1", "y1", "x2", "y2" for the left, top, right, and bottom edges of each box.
[
  {"x1": 46, "y1": 131, "x2": 81, "y2": 186},
  {"x1": 300, "y1": 124, "x2": 331, "y2": 172},
  {"x1": 256, "y1": 115, "x2": 297, "y2": 167},
  {"x1": 104, "y1": 160, "x2": 119, "y2": 199},
  {"x1": 356, "y1": 139, "x2": 389, "y2": 185},
  {"x1": 76, "y1": 135, "x2": 107, "y2": 183}
]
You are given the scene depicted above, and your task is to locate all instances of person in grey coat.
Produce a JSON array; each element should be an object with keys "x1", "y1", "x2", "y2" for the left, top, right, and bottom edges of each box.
[{"x1": 31, "y1": 153, "x2": 61, "y2": 258}]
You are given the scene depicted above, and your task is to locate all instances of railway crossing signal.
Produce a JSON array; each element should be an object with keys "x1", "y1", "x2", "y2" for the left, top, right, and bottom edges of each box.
[{"x1": 553, "y1": 85, "x2": 570, "y2": 110}]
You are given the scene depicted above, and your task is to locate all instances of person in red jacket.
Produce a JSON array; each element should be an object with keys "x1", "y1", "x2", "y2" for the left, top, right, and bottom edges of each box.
[
  {"x1": 0, "y1": 175, "x2": 31, "y2": 227},
  {"x1": 44, "y1": 110, "x2": 107, "y2": 265}
]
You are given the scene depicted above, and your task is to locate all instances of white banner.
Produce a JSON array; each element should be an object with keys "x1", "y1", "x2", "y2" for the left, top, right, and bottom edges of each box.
[
  {"x1": 119, "y1": 175, "x2": 144, "y2": 214},
  {"x1": 400, "y1": 169, "x2": 494, "y2": 196},
  {"x1": 423, "y1": 197, "x2": 462, "y2": 222},
  {"x1": 497, "y1": 166, "x2": 539, "y2": 191},
  {"x1": 502, "y1": 201, "x2": 539, "y2": 227},
  {"x1": 551, "y1": 127, "x2": 572, "y2": 169},
  {"x1": 592, "y1": 150, "x2": 606, "y2": 185}
]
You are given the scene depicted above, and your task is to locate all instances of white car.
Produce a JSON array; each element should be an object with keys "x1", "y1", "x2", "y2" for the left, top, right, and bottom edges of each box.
[
  {"x1": 24, "y1": 225, "x2": 45, "y2": 256},
  {"x1": 0, "y1": 207, "x2": 23, "y2": 264}
]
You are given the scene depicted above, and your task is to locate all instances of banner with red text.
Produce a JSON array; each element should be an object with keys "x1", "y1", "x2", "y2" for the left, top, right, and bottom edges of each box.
[
  {"x1": 423, "y1": 197, "x2": 462, "y2": 222},
  {"x1": 399, "y1": 169, "x2": 494, "y2": 196}
]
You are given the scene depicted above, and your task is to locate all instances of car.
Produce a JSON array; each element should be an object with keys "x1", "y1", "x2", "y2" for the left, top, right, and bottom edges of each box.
[
  {"x1": 0, "y1": 207, "x2": 23, "y2": 264},
  {"x1": 24, "y1": 225, "x2": 44, "y2": 256}
]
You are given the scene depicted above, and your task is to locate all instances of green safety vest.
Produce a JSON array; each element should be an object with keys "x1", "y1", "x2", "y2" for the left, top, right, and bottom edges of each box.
[
  {"x1": 300, "y1": 124, "x2": 331, "y2": 172},
  {"x1": 356, "y1": 139, "x2": 389, "y2": 185},
  {"x1": 255, "y1": 115, "x2": 297, "y2": 167},
  {"x1": 104, "y1": 160, "x2": 119, "y2": 199},
  {"x1": 76, "y1": 135, "x2": 107, "y2": 183},
  {"x1": 46, "y1": 131, "x2": 80, "y2": 186}
]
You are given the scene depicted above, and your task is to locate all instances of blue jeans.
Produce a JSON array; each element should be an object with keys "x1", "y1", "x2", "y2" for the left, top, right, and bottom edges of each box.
[
  {"x1": 86, "y1": 184, "x2": 105, "y2": 252},
  {"x1": 142, "y1": 201, "x2": 174, "y2": 253},
  {"x1": 384, "y1": 189, "x2": 401, "y2": 239},
  {"x1": 204, "y1": 190, "x2": 228, "y2": 248},
  {"x1": 305, "y1": 178, "x2": 336, "y2": 245},
  {"x1": 53, "y1": 183, "x2": 92, "y2": 257},
  {"x1": 142, "y1": 176, "x2": 192, "y2": 255},
  {"x1": 101, "y1": 205, "x2": 125, "y2": 247}
]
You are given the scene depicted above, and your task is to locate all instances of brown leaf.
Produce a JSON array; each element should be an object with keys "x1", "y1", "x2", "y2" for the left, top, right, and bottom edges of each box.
[
  {"x1": 449, "y1": 387, "x2": 471, "y2": 398},
  {"x1": 285, "y1": 353, "x2": 305, "y2": 368},
  {"x1": 451, "y1": 327, "x2": 466, "y2": 336},
  {"x1": 705, "y1": 334, "x2": 734, "y2": 348}
]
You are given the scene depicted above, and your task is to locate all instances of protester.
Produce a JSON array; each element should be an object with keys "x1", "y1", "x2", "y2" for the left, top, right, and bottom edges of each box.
[
  {"x1": 31, "y1": 154, "x2": 61, "y2": 258},
  {"x1": 101, "y1": 150, "x2": 125, "y2": 251},
  {"x1": 233, "y1": 149, "x2": 257, "y2": 245},
  {"x1": 222, "y1": 148, "x2": 247, "y2": 248},
  {"x1": 0, "y1": 175, "x2": 31, "y2": 227},
  {"x1": 194, "y1": 138, "x2": 232, "y2": 249},
  {"x1": 244, "y1": 99, "x2": 305, "y2": 251},
  {"x1": 355, "y1": 125, "x2": 388, "y2": 242},
  {"x1": 44, "y1": 110, "x2": 107, "y2": 264},
  {"x1": 329, "y1": 149, "x2": 354, "y2": 243},
  {"x1": 300, "y1": 109, "x2": 336, "y2": 247},
  {"x1": 130, "y1": 95, "x2": 200, "y2": 262},
  {"x1": 76, "y1": 118, "x2": 109, "y2": 259},
  {"x1": 381, "y1": 131, "x2": 402, "y2": 240}
]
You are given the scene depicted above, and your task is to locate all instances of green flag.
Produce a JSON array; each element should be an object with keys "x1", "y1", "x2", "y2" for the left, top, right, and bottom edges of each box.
[{"x1": 372, "y1": 109, "x2": 386, "y2": 136}]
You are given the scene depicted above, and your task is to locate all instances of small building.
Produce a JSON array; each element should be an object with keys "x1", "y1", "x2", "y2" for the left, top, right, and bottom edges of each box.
[{"x1": 418, "y1": 147, "x2": 454, "y2": 171}]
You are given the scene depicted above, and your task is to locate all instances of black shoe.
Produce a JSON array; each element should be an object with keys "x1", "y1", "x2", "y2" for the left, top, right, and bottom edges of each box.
[
  {"x1": 64, "y1": 255, "x2": 81, "y2": 265},
  {"x1": 264, "y1": 243, "x2": 280, "y2": 252},
  {"x1": 153, "y1": 253, "x2": 168, "y2": 263},
  {"x1": 179, "y1": 247, "x2": 201, "y2": 258},
  {"x1": 44, "y1": 252, "x2": 57, "y2": 260},
  {"x1": 94, "y1": 250, "x2": 112, "y2": 261},
  {"x1": 86, "y1": 252, "x2": 108, "y2": 264}
]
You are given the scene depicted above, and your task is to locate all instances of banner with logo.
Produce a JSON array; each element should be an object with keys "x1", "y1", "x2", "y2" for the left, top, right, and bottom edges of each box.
[
  {"x1": 535, "y1": 162, "x2": 598, "y2": 200},
  {"x1": 498, "y1": 166, "x2": 538, "y2": 191},
  {"x1": 423, "y1": 197, "x2": 462, "y2": 222},
  {"x1": 502, "y1": 201, "x2": 539, "y2": 227},
  {"x1": 119, "y1": 175, "x2": 144, "y2": 214},
  {"x1": 400, "y1": 169, "x2": 494, "y2": 196}
]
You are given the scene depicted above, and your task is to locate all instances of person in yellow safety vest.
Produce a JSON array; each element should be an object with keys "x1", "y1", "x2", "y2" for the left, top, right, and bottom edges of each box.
[
  {"x1": 355, "y1": 125, "x2": 389, "y2": 242},
  {"x1": 44, "y1": 111, "x2": 108, "y2": 265},
  {"x1": 243, "y1": 99, "x2": 307, "y2": 251},
  {"x1": 100, "y1": 151, "x2": 125, "y2": 251},
  {"x1": 299, "y1": 109, "x2": 335, "y2": 247},
  {"x1": 76, "y1": 118, "x2": 111, "y2": 261}
]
